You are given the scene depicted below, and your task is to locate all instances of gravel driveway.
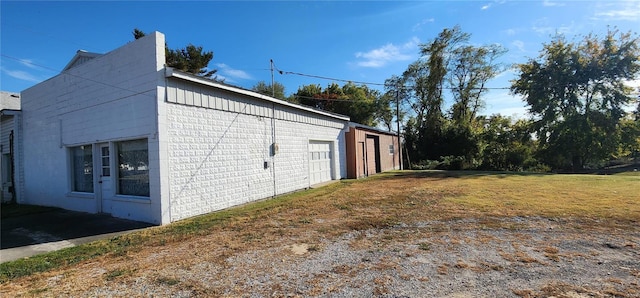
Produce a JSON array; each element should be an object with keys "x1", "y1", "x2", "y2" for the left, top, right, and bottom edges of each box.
[
  {"x1": 12, "y1": 217, "x2": 635, "y2": 298},
  {"x1": 2, "y1": 172, "x2": 638, "y2": 297}
]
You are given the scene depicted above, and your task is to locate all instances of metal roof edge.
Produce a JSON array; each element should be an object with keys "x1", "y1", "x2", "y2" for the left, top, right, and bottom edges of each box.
[
  {"x1": 348, "y1": 122, "x2": 398, "y2": 136},
  {"x1": 1, "y1": 109, "x2": 22, "y2": 116},
  {"x1": 165, "y1": 68, "x2": 350, "y2": 122}
]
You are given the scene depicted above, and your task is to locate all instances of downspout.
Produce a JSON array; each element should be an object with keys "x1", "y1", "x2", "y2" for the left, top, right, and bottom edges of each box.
[{"x1": 271, "y1": 102, "x2": 277, "y2": 198}]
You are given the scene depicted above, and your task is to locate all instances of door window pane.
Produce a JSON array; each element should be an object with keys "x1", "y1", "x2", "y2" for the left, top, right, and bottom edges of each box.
[
  {"x1": 71, "y1": 145, "x2": 93, "y2": 193},
  {"x1": 101, "y1": 146, "x2": 110, "y2": 177},
  {"x1": 117, "y1": 139, "x2": 149, "y2": 197}
]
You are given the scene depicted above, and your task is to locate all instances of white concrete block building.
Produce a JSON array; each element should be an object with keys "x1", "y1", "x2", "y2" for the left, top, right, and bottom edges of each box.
[
  {"x1": 1, "y1": 91, "x2": 22, "y2": 203},
  {"x1": 16, "y1": 32, "x2": 349, "y2": 225}
]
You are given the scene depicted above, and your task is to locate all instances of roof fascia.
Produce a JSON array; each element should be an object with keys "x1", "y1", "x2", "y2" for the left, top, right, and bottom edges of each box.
[
  {"x1": 0, "y1": 109, "x2": 21, "y2": 116},
  {"x1": 165, "y1": 68, "x2": 350, "y2": 122},
  {"x1": 348, "y1": 122, "x2": 397, "y2": 136}
]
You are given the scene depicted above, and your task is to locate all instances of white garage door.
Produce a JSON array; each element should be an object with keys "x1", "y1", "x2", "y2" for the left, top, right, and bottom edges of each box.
[{"x1": 309, "y1": 141, "x2": 333, "y2": 185}]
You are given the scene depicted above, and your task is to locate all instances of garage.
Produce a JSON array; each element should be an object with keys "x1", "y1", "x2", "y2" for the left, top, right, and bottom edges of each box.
[{"x1": 309, "y1": 141, "x2": 333, "y2": 185}]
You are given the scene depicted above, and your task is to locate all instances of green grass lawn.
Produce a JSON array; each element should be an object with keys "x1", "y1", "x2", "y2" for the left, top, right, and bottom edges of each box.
[{"x1": 1, "y1": 170, "x2": 638, "y2": 283}]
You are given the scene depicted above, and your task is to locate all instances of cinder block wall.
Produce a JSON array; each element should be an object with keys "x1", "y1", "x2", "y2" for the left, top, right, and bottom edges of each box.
[
  {"x1": 165, "y1": 97, "x2": 346, "y2": 222},
  {"x1": 20, "y1": 32, "x2": 165, "y2": 223}
]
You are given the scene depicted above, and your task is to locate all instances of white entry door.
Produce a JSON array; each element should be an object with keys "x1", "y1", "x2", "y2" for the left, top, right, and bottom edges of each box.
[
  {"x1": 99, "y1": 144, "x2": 113, "y2": 213},
  {"x1": 309, "y1": 141, "x2": 333, "y2": 185}
]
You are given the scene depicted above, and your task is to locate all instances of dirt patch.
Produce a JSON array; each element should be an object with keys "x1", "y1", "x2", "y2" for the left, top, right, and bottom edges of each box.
[
  {"x1": 3, "y1": 217, "x2": 637, "y2": 297},
  {"x1": 290, "y1": 243, "x2": 309, "y2": 255},
  {"x1": 1, "y1": 172, "x2": 638, "y2": 297}
]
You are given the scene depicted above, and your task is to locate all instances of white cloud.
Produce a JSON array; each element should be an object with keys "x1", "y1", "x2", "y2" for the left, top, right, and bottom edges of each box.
[
  {"x1": 412, "y1": 18, "x2": 435, "y2": 32},
  {"x1": 493, "y1": 106, "x2": 530, "y2": 119},
  {"x1": 503, "y1": 28, "x2": 518, "y2": 36},
  {"x1": 542, "y1": 0, "x2": 565, "y2": 7},
  {"x1": 1, "y1": 67, "x2": 41, "y2": 83},
  {"x1": 215, "y1": 63, "x2": 252, "y2": 80},
  {"x1": 494, "y1": 69, "x2": 516, "y2": 80},
  {"x1": 532, "y1": 18, "x2": 575, "y2": 36},
  {"x1": 481, "y1": 0, "x2": 507, "y2": 11},
  {"x1": 18, "y1": 58, "x2": 39, "y2": 69},
  {"x1": 354, "y1": 37, "x2": 419, "y2": 68},
  {"x1": 483, "y1": 90, "x2": 529, "y2": 119},
  {"x1": 592, "y1": 1, "x2": 640, "y2": 22},
  {"x1": 511, "y1": 40, "x2": 525, "y2": 52}
]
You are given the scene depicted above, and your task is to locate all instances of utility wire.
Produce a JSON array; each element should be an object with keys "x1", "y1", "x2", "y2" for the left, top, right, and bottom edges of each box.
[
  {"x1": 2, "y1": 24, "x2": 106, "y2": 53},
  {"x1": 1, "y1": 53, "x2": 156, "y2": 98},
  {"x1": 293, "y1": 95, "x2": 377, "y2": 102},
  {"x1": 271, "y1": 60, "x2": 511, "y2": 90}
]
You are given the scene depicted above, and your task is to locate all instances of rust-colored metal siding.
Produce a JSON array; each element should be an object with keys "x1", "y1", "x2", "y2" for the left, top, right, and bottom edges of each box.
[
  {"x1": 345, "y1": 128, "x2": 357, "y2": 179},
  {"x1": 365, "y1": 136, "x2": 378, "y2": 175},
  {"x1": 357, "y1": 142, "x2": 366, "y2": 177},
  {"x1": 345, "y1": 125, "x2": 400, "y2": 179}
]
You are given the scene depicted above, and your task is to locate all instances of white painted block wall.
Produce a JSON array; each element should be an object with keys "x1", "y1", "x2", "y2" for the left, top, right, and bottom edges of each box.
[
  {"x1": 20, "y1": 32, "x2": 166, "y2": 223},
  {"x1": 17, "y1": 30, "x2": 349, "y2": 225},
  {"x1": 165, "y1": 102, "x2": 346, "y2": 222}
]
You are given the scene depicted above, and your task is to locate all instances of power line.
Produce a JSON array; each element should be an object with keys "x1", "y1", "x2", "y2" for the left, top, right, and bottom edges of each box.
[
  {"x1": 293, "y1": 95, "x2": 376, "y2": 102},
  {"x1": 2, "y1": 24, "x2": 106, "y2": 53},
  {"x1": 282, "y1": 71, "x2": 386, "y2": 87},
  {"x1": 271, "y1": 59, "x2": 511, "y2": 90},
  {"x1": 1, "y1": 54, "x2": 156, "y2": 98},
  {"x1": 270, "y1": 59, "x2": 384, "y2": 86}
]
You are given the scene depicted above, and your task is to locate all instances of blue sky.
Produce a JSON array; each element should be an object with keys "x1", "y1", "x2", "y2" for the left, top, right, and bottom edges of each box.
[{"x1": 1, "y1": 0, "x2": 639, "y2": 118}]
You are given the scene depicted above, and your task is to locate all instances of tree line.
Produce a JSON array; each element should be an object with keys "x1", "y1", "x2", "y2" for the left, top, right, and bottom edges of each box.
[{"x1": 134, "y1": 27, "x2": 640, "y2": 172}]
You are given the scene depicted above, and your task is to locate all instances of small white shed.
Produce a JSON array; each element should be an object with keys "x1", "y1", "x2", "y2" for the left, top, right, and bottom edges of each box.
[{"x1": 17, "y1": 32, "x2": 349, "y2": 225}]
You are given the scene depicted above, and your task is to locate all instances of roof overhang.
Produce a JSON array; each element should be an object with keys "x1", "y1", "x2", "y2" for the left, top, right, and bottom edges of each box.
[
  {"x1": 348, "y1": 122, "x2": 398, "y2": 136},
  {"x1": 165, "y1": 68, "x2": 350, "y2": 122},
  {"x1": 1, "y1": 109, "x2": 21, "y2": 117}
]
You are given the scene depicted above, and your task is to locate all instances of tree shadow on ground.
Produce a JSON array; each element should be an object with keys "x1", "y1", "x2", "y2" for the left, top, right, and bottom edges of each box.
[{"x1": 371, "y1": 170, "x2": 553, "y2": 181}]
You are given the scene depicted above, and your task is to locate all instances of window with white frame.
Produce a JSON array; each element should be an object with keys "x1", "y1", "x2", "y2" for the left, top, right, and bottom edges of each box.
[
  {"x1": 116, "y1": 139, "x2": 149, "y2": 197},
  {"x1": 389, "y1": 144, "x2": 395, "y2": 155},
  {"x1": 70, "y1": 145, "x2": 93, "y2": 193}
]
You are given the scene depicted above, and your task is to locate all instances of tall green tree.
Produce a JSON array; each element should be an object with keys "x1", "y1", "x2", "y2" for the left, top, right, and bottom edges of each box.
[
  {"x1": 418, "y1": 25, "x2": 470, "y2": 133},
  {"x1": 393, "y1": 26, "x2": 501, "y2": 163},
  {"x1": 133, "y1": 28, "x2": 218, "y2": 79},
  {"x1": 251, "y1": 81, "x2": 286, "y2": 100},
  {"x1": 511, "y1": 29, "x2": 640, "y2": 170},
  {"x1": 292, "y1": 82, "x2": 382, "y2": 126},
  {"x1": 449, "y1": 44, "x2": 506, "y2": 127}
]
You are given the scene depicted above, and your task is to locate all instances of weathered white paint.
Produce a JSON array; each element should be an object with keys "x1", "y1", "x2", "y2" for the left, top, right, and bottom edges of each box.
[
  {"x1": 308, "y1": 141, "x2": 333, "y2": 185},
  {"x1": 164, "y1": 85, "x2": 347, "y2": 222},
  {"x1": 20, "y1": 32, "x2": 166, "y2": 224},
  {"x1": 1, "y1": 91, "x2": 23, "y2": 203},
  {"x1": 17, "y1": 31, "x2": 350, "y2": 225}
]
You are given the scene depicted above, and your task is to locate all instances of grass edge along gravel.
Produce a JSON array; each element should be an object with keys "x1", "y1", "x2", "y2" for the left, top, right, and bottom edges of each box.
[
  {"x1": 0, "y1": 181, "x2": 348, "y2": 283},
  {"x1": 1, "y1": 170, "x2": 638, "y2": 283}
]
